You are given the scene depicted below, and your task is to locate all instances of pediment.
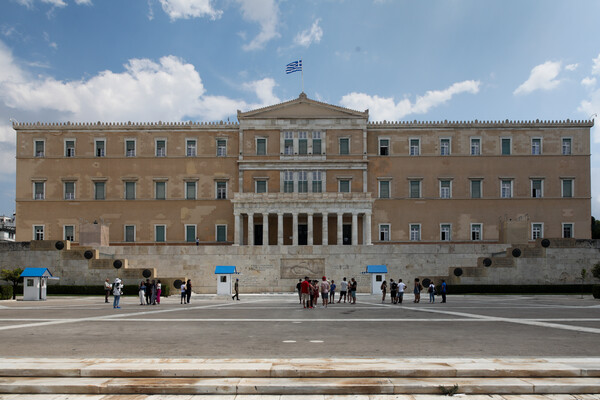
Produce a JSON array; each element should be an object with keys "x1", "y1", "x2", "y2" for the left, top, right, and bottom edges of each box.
[{"x1": 238, "y1": 93, "x2": 368, "y2": 120}]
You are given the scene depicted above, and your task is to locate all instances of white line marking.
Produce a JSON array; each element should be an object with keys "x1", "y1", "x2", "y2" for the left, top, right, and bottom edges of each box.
[
  {"x1": 282, "y1": 340, "x2": 296, "y2": 343},
  {"x1": 309, "y1": 340, "x2": 324, "y2": 343},
  {"x1": 0, "y1": 318, "x2": 599, "y2": 322}
]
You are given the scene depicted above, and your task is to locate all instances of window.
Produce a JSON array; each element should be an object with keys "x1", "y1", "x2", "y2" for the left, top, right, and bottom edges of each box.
[
  {"x1": 185, "y1": 181, "x2": 196, "y2": 200},
  {"x1": 298, "y1": 171, "x2": 308, "y2": 193},
  {"x1": 216, "y1": 139, "x2": 227, "y2": 157},
  {"x1": 95, "y1": 139, "x2": 105, "y2": 157},
  {"x1": 284, "y1": 132, "x2": 294, "y2": 155},
  {"x1": 125, "y1": 182, "x2": 136, "y2": 200},
  {"x1": 312, "y1": 171, "x2": 322, "y2": 193},
  {"x1": 34, "y1": 182, "x2": 45, "y2": 200},
  {"x1": 339, "y1": 179, "x2": 350, "y2": 193},
  {"x1": 155, "y1": 139, "x2": 166, "y2": 157},
  {"x1": 155, "y1": 225, "x2": 166, "y2": 242},
  {"x1": 440, "y1": 224, "x2": 451, "y2": 241},
  {"x1": 124, "y1": 225, "x2": 135, "y2": 242},
  {"x1": 339, "y1": 137, "x2": 350, "y2": 155},
  {"x1": 256, "y1": 138, "x2": 267, "y2": 155},
  {"x1": 531, "y1": 138, "x2": 541, "y2": 155},
  {"x1": 283, "y1": 171, "x2": 294, "y2": 193},
  {"x1": 409, "y1": 138, "x2": 420, "y2": 156},
  {"x1": 312, "y1": 132, "x2": 322, "y2": 155},
  {"x1": 94, "y1": 182, "x2": 105, "y2": 200},
  {"x1": 155, "y1": 181, "x2": 166, "y2": 200},
  {"x1": 185, "y1": 225, "x2": 196, "y2": 243},
  {"x1": 379, "y1": 180, "x2": 390, "y2": 199},
  {"x1": 64, "y1": 181, "x2": 75, "y2": 200},
  {"x1": 298, "y1": 132, "x2": 308, "y2": 155},
  {"x1": 471, "y1": 180, "x2": 482, "y2": 199},
  {"x1": 34, "y1": 140, "x2": 45, "y2": 157},
  {"x1": 409, "y1": 180, "x2": 421, "y2": 198},
  {"x1": 562, "y1": 223, "x2": 573, "y2": 238},
  {"x1": 216, "y1": 225, "x2": 227, "y2": 242},
  {"x1": 532, "y1": 223, "x2": 543, "y2": 240},
  {"x1": 216, "y1": 181, "x2": 227, "y2": 199},
  {"x1": 255, "y1": 180, "x2": 267, "y2": 193},
  {"x1": 501, "y1": 138, "x2": 511, "y2": 155},
  {"x1": 125, "y1": 139, "x2": 136, "y2": 157},
  {"x1": 440, "y1": 138, "x2": 450, "y2": 156},
  {"x1": 186, "y1": 139, "x2": 197, "y2": 157},
  {"x1": 64, "y1": 225, "x2": 74, "y2": 241},
  {"x1": 501, "y1": 180, "x2": 513, "y2": 198},
  {"x1": 562, "y1": 138, "x2": 572, "y2": 155},
  {"x1": 33, "y1": 225, "x2": 44, "y2": 240},
  {"x1": 562, "y1": 179, "x2": 573, "y2": 198},
  {"x1": 531, "y1": 179, "x2": 543, "y2": 198},
  {"x1": 65, "y1": 140, "x2": 75, "y2": 157},
  {"x1": 470, "y1": 138, "x2": 481, "y2": 155},
  {"x1": 440, "y1": 180, "x2": 451, "y2": 199},
  {"x1": 379, "y1": 139, "x2": 390, "y2": 156},
  {"x1": 471, "y1": 224, "x2": 482, "y2": 241},
  {"x1": 410, "y1": 224, "x2": 421, "y2": 241},
  {"x1": 379, "y1": 224, "x2": 390, "y2": 241}
]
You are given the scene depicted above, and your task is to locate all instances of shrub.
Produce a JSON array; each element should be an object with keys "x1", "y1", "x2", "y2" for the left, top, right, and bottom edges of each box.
[
  {"x1": 0, "y1": 286, "x2": 13, "y2": 300},
  {"x1": 442, "y1": 284, "x2": 594, "y2": 295}
]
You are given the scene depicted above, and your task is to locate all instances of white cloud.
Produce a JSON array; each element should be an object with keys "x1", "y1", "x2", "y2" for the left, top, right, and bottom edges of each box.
[
  {"x1": 15, "y1": 0, "x2": 34, "y2": 8},
  {"x1": 514, "y1": 61, "x2": 562, "y2": 95},
  {"x1": 565, "y1": 63, "x2": 578, "y2": 71},
  {"x1": 158, "y1": 0, "x2": 222, "y2": 21},
  {"x1": 339, "y1": 80, "x2": 480, "y2": 121},
  {"x1": 74, "y1": 0, "x2": 92, "y2": 4},
  {"x1": 237, "y1": 0, "x2": 280, "y2": 51},
  {"x1": 592, "y1": 53, "x2": 600, "y2": 76},
  {"x1": 294, "y1": 18, "x2": 323, "y2": 48},
  {"x1": 582, "y1": 77, "x2": 597, "y2": 88},
  {"x1": 0, "y1": 125, "x2": 16, "y2": 175},
  {"x1": 41, "y1": 0, "x2": 67, "y2": 7},
  {"x1": 579, "y1": 52, "x2": 600, "y2": 144}
]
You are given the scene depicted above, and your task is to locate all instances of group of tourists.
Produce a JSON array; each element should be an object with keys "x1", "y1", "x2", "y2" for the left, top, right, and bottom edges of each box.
[
  {"x1": 180, "y1": 279, "x2": 192, "y2": 304},
  {"x1": 382, "y1": 278, "x2": 447, "y2": 304},
  {"x1": 138, "y1": 279, "x2": 162, "y2": 305},
  {"x1": 296, "y1": 276, "x2": 357, "y2": 308}
]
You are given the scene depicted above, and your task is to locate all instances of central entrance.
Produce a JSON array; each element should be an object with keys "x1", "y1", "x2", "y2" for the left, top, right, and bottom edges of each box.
[
  {"x1": 298, "y1": 224, "x2": 308, "y2": 245},
  {"x1": 343, "y1": 224, "x2": 352, "y2": 245},
  {"x1": 254, "y1": 224, "x2": 263, "y2": 245}
]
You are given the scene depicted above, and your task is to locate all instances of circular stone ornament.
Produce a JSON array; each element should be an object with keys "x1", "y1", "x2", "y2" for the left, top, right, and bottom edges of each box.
[
  {"x1": 173, "y1": 279, "x2": 183, "y2": 289},
  {"x1": 541, "y1": 239, "x2": 550, "y2": 248},
  {"x1": 453, "y1": 268, "x2": 463, "y2": 277},
  {"x1": 421, "y1": 278, "x2": 431, "y2": 287},
  {"x1": 113, "y1": 260, "x2": 123, "y2": 269},
  {"x1": 83, "y1": 250, "x2": 94, "y2": 259},
  {"x1": 512, "y1": 248, "x2": 522, "y2": 258},
  {"x1": 54, "y1": 241, "x2": 65, "y2": 250},
  {"x1": 483, "y1": 258, "x2": 492, "y2": 267},
  {"x1": 142, "y1": 269, "x2": 152, "y2": 278}
]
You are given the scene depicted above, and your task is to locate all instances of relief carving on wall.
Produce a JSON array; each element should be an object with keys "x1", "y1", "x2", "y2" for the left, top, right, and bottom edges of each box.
[{"x1": 280, "y1": 258, "x2": 325, "y2": 279}]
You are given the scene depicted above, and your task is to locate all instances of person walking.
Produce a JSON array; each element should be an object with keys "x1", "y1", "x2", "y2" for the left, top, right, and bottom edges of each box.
[
  {"x1": 144, "y1": 279, "x2": 152, "y2": 305},
  {"x1": 104, "y1": 278, "x2": 112, "y2": 303},
  {"x1": 441, "y1": 279, "x2": 447, "y2": 303},
  {"x1": 301, "y1": 276, "x2": 311, "y2": 309},
  {"x1": 329, "y1": 280, "x2": 336, "y2": 304},
  {"x1": 296, "y1": 279, "x2": 302, "y2": 304},
  {"x1": 180, "y1": 280, "x2": 187, "y2": 304},
  {"x1": 428, "y1": 280, "x2": 436, "y2": 303},
  {"x1": 112, "y1": 277, "x2": 122, "y2": 309},
  {"x1": 350, "y1": 278, "x2": 357, "y2": 304},
  {"x1": 185, "y1": 279, "x2": 192, "y2": 304},
  {"x1": 138, "y1": 281, "x2": 146, "y2": 305},
  {"x1": 390, "y1": 279, "x2": 397, "y2": 304},
  {"x1": 397, "y1": 279, "x2": 406, "y2": 304},
  {"x1": 232, "y1": 278, "x2": 240, "y2": 300},
  {"x1": 338, "y1": 277, "x2": 348, "y2": 303},
  {"x1": 150, "y1": 279, "x2": 157, "y2": 305},
  {"x1": 320, "y1": 276, "x2": 330, "y2": 308},
  {"x1": 413, "y1": 278, "x2": 422, "y2": 303},
  {"x1": 381, "y1": 280, "x2": 387, "y2": 303},
  {"x1": 156, "y1": 280, "x2": 162, "y2": 304}
]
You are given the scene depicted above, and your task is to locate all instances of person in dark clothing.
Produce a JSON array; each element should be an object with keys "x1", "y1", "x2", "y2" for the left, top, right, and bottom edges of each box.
[
  {"x1": 186, "y1": 279, "x2": 192, "y2": 304},
  {"x1": 232, "y1": 278, "x2": 240, "y2": 300},
  {"x1": 144, "y1": 279, "x2": 152, "y2": 305}
]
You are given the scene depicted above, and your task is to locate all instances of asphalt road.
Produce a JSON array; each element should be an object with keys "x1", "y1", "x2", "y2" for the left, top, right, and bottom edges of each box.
[{"x1": 0, "y1": 293, "x2": 599, "y2": 358}]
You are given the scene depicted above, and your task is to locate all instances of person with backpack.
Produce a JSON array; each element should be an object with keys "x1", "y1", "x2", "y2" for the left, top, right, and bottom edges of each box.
[
  {"x1": 390, "y1": 279, "x2": 398, "y2": 304},
  {"x1": 428, "y1": 280, "x2": 436, "y2": 303},
  {"x1": 112, "y1": 277, "x2": 122, "y2": 309},
  {"x1": 380, "y1": 280, "x2": 387, "y2": 303}
]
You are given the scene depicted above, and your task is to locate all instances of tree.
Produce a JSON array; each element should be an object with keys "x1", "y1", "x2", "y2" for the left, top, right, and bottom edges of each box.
[
  {"x1": 593, "y1": 262, "x2": 600, "y2": 280},
  {"x1": 1, "y1": 268, "x2": 24, "y2": 300},
  {"x1": 592, "y1": 217, "x2": 600, "y2": 239}
]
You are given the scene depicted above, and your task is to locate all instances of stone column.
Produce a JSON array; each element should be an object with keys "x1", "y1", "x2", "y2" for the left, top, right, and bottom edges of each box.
[
  {"x1": 352, "y1": 212, "x2": 358, "y2": 245},
  {"x1": 337, "y1": 213, "x2": 343, "y2": 245},
  {"x1": 307, "y1": 213, "x2": 313, "y2": 245},
  {"x1": 263, "y1": 213, "x2": 269, "y2": 246},
  {"x1": 365, "y1": 212, "x2": 372, "y2": 245},
  {"x1": 277, "y1": 213, "x2": 284, "y2": 245},
  {"x1": 248, "y1": 212, "x2": 254, "y2": 246},
  {"x1": 292, "y1": 212, "x2": 299, "y2": 246},
  {"x1": 322, "y1": 213, "x2": 328, "y2": 246},
  {"x1": 233, "y1": 212, "x2": 241, "y2": 246}
]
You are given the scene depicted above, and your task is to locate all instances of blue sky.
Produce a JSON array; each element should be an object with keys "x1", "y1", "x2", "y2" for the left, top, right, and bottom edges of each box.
[{"x1": 1, "y1": 0, "x2": 600, "y2": 218}]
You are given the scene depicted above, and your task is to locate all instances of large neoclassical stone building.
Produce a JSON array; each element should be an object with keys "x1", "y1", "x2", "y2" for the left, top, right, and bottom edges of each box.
[{"x1": 14, "y1": 93, "x2": 593, "y2": 245}]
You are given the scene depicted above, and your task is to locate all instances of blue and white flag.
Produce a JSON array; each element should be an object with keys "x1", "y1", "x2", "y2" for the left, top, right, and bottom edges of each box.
[{"x1": 286, "y1": 59, "x2": 302, "y2": 74}]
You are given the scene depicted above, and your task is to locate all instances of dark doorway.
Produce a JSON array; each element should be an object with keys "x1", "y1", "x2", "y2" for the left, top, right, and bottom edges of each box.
[
  {"x1": 298, "y1": 224, "x2": 308, "y2": 245},
  {"x1": 343, "y1": 224, "x2": 352, "y2": 245},
  {"x1": 254, "y1": 224, "x2": 263, "y2": 245}
]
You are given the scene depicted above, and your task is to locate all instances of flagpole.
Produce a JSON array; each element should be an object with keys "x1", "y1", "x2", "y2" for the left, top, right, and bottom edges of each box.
[{"x1": 301, "y1": 58, "x2": 304, "y2": 93}]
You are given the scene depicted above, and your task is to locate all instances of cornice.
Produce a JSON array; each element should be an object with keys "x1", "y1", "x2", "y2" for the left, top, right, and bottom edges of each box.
[
  {"x1": 12, "y1": 121, "x2": 239, "y2": 131},
  {"x1": 367, "y1": 119, "x2": 594, "y2": 129}
]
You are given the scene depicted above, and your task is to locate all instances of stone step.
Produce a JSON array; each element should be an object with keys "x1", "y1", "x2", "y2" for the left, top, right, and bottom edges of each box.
[{"x1": 2, "y1": 395, "x2": 600, "y2": 400}]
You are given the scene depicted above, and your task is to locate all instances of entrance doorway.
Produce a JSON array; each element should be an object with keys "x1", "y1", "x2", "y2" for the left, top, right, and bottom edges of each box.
[
  {"x1": 254, "y1": 224, "x2": 263, "y2": 245},
  {"x1": 298, "y1": 224, "x2": 308, "y2": 245},
  {"x1": 343, "y1": 224, "x2": 352, "y2": 245}
]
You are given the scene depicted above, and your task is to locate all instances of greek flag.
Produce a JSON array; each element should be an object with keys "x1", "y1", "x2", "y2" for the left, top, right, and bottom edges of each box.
[{"x1": 286, "y1": 59, "x2": 302, "y2": 74}]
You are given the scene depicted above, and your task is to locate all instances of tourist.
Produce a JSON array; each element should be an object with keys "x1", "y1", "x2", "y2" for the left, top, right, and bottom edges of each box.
[
  {"x1": 428, "y1": 280, "x2": 436, "y2": 303},
  {"x1": 397, "y1": 279, "x2": 406, "y2": 303},
  {"x1": 151, "y1": 279, "x2": 157, "y2": 305},
  {"x1": 195, "y1": 237, "x2": 199, "y2": 246},
  {"x1": 390, "y1": 279, "x2": 397, "y2": 304},
  {"x1": 338, "y1": 277, "x2": 348, "y2": 303},
  {"x1": 112, "y1": 277, "x2": 122, "y2": 309},
  {"x1": 156, "y1": 280, "x2": 162, "y2": 304},
  {"x1": 296, "y1": 279, "x2": 302, "y2": 304},
  {"x1": 138, "y1": 281, "x2": 146, "y2": 305},
  {"x1": 320, "y1": 276, "x2": 330, "y2": 308},
  {"x1": 329, "y1": 280, "x2": 336, "y2": 304},
  {"x1": 350, "y1": 278, "x2": 357, "y2": 304},
  {"x1": 311, "y1": 280, "x2": 319, "y2": 308},
  {"x1": 180, "y1": 280, "x2": 187, "y2": 304},
  {"x1": 144, "y1": 279, "x2": 152, "y2": 305},
  {"x1": 104, "y1": 278, "x2": 111, "y2": 303},
  {"x1": 232, "y1": 278, "x2": 240, "y2": 300},
  {"x1": 301, "y1": 276, "x2": 311, "y2": 309},
  {"x1": 381, "y1": 280, "x2": 387, "y2": 303},
  {"x1": 186, "y1": 279, "x2": 192, "y2": 304},
  {"x1": 441, "y1": 279, "x2": 447, "y2": 303},
  {"x1": 413, "y1": 278, "x2": 422, "y2": 303}
]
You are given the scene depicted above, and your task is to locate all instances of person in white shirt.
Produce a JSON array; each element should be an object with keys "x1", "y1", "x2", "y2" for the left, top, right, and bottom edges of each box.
[
  {"x1": 397, "y1": 279, "x2": 407, "y2": 304},
  {"x1": 337, "y1": 277, "x2": 348, "y2": 303},
  {"x1": 320, "y1": 276, "x2": 330, "y2": 308}
]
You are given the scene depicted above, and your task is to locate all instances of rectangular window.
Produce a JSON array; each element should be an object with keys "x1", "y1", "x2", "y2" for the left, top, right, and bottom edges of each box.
[
  {"x1": 440, "y1": 224, "x2": 451, "y2": 241},
  {"x1": 531, "y1": 138, "x2": 541, "y2": 155},
  {"x1": 379, "y1": 224, "x2": 390, "y2": 241},
  {"x1": 95, "y1": 139, "x2": 105, "y2": 157},
  {"x1": 155, "y1": 225, "x2": 166, "y2": 242},
  {"x1": 501, "y1": 138, "x2": 511, "y2": 155},
  {"x1": 34, "y1": 182, "x2": 44, "y2": 200},
  {"x1": 440, "y1": 138, "x2": 450, "y2": 156},
  {"x1": 440, "y1": 180, "x2": 451, "y2": 199},
  {"x1": 379, "y1": 180, "x2": 390, "y2": 199},
  {"x1": 216, "y1": 225, "x2": 227, "y2": 242},
  {"x1": 562, "y1": 138, "x2": 572, "y2": 155},
  {"x1": 217, "y1": 139, "x2": 227, "y2": 157},
  {"x1": 470, "y1": 138, "x2": 481, "y2": 155},
  {"x1": 409, "y1": 138, "x2": 420, "y2": 156},
  {"x1": 562, "y1": 223, "x2": 573, "y2": 238},
  {"x1": 298, "y1": 132, "x2": 308, "y2": 155},
  {"x1": 185, "y1": 225, "x2": 196, "y2": 243},
  {"x1": 284, "y1": 171, "x2": 294, "y2": 193},
  {"x1": 64, "y1": 225, "x2": 74, "y2": 241},
  {"x1": 298, "y1": 171, "x2": 308, "y2": 193},
  {"x1": 312, "y1": 132, "x2": 322, "y2": 155},
  {"x1": 94, "y1": 182, "x2": 105, "y2": 200},
  {"x1": 471, "y1": 224, "x2": 482, "y2": 241},
  {"x1": 124, "y1": 225, "x2": 135, "y2": 242},
  {"x1": 312, "y1": 171, "x2": 322, "y2": 193},
  {"x1": 532, "y1": 223, "x2": 543, "y2": 240},
  {"x1": 531, "y1": 179, "x2": 543, "y2": 198},
  {"x1": 65, "y1": 140, "x2": 75, "y2": 157},
  {"x1": 125, "y1": 182, "x2": 136, "y2": 200},
  {"x1": 34, "y1": 140, "x2": 45, "y2": 157},
  {"x1": 339, "y1": 137, "x2": 349, "y2": 155},
  {"x1": 409, "y1": 180, "x2": 421, "y2": 198},
  {"x1": 125, "y1": 139, "x2": 136, "y2": 157},
  {"x1": 256, "y1": 138, "x2": 266, "y2": 155},
  {"x1": 562, "y1": 179, "x2": 573, "y2": 198},
  {"x1": 501, "y1": 180, "x2": 512, "y2": 198},
  {"x1": 185, "y1": 181, "x2": 196, "y2": 200},
  {"x1": 339, "y1": 179, "x2": 350, "y2": 193},
  {"x1": 256, "y1": 180, "x2": 267, "y2": 193},
  {"x1": 64, "y1": 181, "x2": 75, "y2": 200},
  {"x1": 156, "y1": 139, "x2": 166, "y2": 157},
  {"x1": 33, "y1": 225, "x2": 44, "y2": 240},
  {"x1": 155, "y1": 181, "x2": 166, "y2": 200},
  {"x1": 379, "y1": 139, "x2": 389, "y2": 156},
  {"x1": 284, "y1": 132, "x2": 294, "y2": 155},
  {"x1": 186, "y1": 139, "x2": 197, "y2": 157},
  {"x1": 410, "y1": 224, "x2": 421, "y2": 241},
  {"x1": 216, "y1": 181, "x2": 227, "y2": 199},
  {"x1": 471, "y1": 180, "x2": 482, "y2": 199}
]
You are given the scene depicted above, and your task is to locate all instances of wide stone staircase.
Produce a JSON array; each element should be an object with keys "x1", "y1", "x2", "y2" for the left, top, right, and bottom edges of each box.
[{"x1": 0, "y1": 358, "x2": 598, "y2": 396}]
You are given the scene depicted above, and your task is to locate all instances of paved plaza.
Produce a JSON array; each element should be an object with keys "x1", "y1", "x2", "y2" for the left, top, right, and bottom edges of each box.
[{"x1": 0, "y1": 293, "x2": 598, "y2": 358}]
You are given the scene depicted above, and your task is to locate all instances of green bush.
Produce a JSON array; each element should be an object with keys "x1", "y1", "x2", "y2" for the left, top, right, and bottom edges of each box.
[
  {"x1": 45, "y1": 284, "x2": 170, "y2": 296},
  {"x1": 592, "y1": 285, "x2": 600, "y2": 299},
  {"x1": 0, "y1": 286, "x2": 13, "y2": 300},
  {"x1": 442, "y1": 284, "x2": 594, "y2": 295}
]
